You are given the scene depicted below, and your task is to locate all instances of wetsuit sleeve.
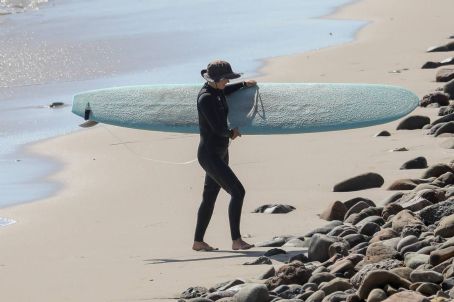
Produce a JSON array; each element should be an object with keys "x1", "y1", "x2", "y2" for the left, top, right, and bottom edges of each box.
[
  {"x1": 198, "y1": 94, "x2": 232, "y2": 138},
  {"x1": 224, "y1": 82, "x2": 244, "y2": 95}
]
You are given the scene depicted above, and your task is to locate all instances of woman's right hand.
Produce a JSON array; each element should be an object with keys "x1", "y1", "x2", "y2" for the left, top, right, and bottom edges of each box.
[{"x1": 231, "y1": 127, "x2": 241, "y2": 140}]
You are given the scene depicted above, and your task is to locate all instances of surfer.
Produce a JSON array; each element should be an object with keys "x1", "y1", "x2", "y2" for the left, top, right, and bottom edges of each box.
[{"x1": 193, "y1": 60, "x2": 256, "y2": 251}]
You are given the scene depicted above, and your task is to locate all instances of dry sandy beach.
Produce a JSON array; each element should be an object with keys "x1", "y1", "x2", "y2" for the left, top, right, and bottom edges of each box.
[{"x1": 1, "y1": 0, "x2": 454, "y2": 301}]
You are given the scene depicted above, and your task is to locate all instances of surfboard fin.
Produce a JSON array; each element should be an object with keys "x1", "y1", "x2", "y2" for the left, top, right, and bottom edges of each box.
[{"x1": 79, "y1": 120, "x2": 99, "y2": 128}]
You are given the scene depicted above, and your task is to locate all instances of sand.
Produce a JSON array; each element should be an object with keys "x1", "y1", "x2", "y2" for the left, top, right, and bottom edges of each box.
[{"x1": 0, "y1": 0, "x2": 453, "y2": 301}]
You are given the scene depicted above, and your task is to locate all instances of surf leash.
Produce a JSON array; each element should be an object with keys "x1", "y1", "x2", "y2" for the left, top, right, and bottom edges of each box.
[{"x1": 100, "y1": 125, "x2": 197, "y2": 165}]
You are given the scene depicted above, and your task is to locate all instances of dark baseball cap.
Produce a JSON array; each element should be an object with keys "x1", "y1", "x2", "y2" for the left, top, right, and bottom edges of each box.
[{"x1": 201, "y1": 60, "x2": 242, "y2": 82}]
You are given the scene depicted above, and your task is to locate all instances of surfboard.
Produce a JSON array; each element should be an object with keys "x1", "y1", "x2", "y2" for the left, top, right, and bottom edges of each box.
[{"x1": 72, "y1": 83, "x2": 419, "y2": 134}]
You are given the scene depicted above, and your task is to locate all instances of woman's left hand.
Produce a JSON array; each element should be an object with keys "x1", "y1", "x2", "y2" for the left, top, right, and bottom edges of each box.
[{"x1": 244, "y1": 80, "x2": 257, "y2": 87}]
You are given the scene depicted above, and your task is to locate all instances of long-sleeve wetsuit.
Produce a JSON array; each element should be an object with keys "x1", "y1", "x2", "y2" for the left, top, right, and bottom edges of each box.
[{"x1": 194, "y1": 81, "x2": 246, "y2": 241}]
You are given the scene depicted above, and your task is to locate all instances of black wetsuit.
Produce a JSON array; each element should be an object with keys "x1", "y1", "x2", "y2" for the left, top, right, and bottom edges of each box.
[{"x1": 194, "y1": 82, "x2": 246, "y2": 241}]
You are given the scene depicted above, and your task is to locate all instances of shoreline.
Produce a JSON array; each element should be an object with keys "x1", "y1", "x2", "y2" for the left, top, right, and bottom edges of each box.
[{"x1": 0, "y1": 0, "x2": 454, "y2": 301}]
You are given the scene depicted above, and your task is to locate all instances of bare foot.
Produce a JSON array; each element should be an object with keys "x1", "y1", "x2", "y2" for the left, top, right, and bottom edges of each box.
[
  {"x1": 232, "y1": 239, "x2": 254, "y2": 250},
  {"x1": 192, "y1": 241, "x2": 218, "y2": 251}
]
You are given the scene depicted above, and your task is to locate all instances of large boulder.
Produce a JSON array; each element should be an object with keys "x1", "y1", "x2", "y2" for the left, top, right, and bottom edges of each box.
[
  {"x1": 396, "y1": 115, "x2": 430, "y2": 130},
  {"x1": 333, "y1": 173, "x2": 384, "y2": 192}
]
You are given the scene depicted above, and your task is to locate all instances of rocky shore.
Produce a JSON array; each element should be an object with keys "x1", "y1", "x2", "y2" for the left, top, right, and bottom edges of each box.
[{"x1": 177, "y1": 38, "x2": 454, "y2": 302}]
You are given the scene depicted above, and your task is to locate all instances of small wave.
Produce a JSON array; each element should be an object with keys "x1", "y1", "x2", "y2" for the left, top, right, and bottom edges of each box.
[
  {"x1": 0, "y1": 0, "x2": 48, "y2": 14},
  {"x1": 0, "y1": 217, "x2": 16, "y2": 227}
]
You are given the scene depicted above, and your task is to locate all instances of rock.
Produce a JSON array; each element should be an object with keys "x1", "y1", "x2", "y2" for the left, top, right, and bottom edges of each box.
[
  {"x1": 432, "y1": 113, "x2": 454, "y2": 127},
  {"x1": 351, "y1": 259, "x2": 403, "y2": 287},
  {"x1": 419, "y1": 199, "x2": 454, "y2": 225},
  {"x1": 345, "y1": 207, "x2": 382, "y2": 225},
  {"x1": 206, "y1": 291, "x2": 236, "y2": 300},
  {"x1": 359, "y1": 222, "x2": 381, "y2": 237},
  {"x1": 433, "y1": 172, "x2": 454, "y2": 187},
  {"x1": 344, "y1": 197, "x2": 376, "y2": 209},
  {"x1": 344, "y1": 201, "x2": 371, "y2": 221},
  {"x1": 428, "y1": 41, "x2": 454, "y2": 52},
  {"x1": 357, "y1": 270, "x2": 411, "y2": 300},
  {"x1": 366, "y1": 288, "x2": 387, "y2": 302},
  {"x1": 415, "y1": 282, "x2": 441, "y2": 296},
  {"x1": 308, "y1": 234, "x2": 346, "y2": 262},
  {"x1": 430, "y1": 246, "x2": 454, "y2": 266},
  {"x1": 265, "y1": 262, "x2": 316, "y2": 290},
  {"x1": 382, "y1": 203, "x2": 403, "y2": 220},
  {"x1": 399, "y1": 197, "x2": 432, "y2": 212},
  {"x1": 319, "y1": 277, "x2": 352, "y2": 295},
  {"x1": 391, "y1": 147, "x2": 408, "y2": 152},
  {"x1": 424, "y1": 164, "x2": 454, "y2": 178},
  {"x1": 375, "y1": 130, "x2": 391, "y2": 137},
  {"x1": 439, "y1": 105, "x2": 454, "y2": 116},
  {"x1": 422, "y1": 61, "x2": 441, "y2": 69},
  {"x1": 322, "y1": 291, "x2": 350, "y2": 302},
  {"x1": 328, "y1": 259, "x2": 354, "y2": 275},
  {"x1": 264, "y1": 248, "x2": 287, "y2": 257},
  {"x1": 387, "y1": 178, "x2": 428, "y2": 190},
  {"x1": 283, "y1": 238, "x2": 307, "y2": 248},
  {"x1": 434, "y1": 121, "x2": 454, "y2": 137},
  {"x1": 420, "y1": 92, "x2": 450, "y2": 107},
  {"x1": 243, "y1": 256, "x2": 272, "y2": 265},
  {"x1": 233, "y1": 284, "x2": 269, "y2": 302},
  {"x1": 437, "y1": 68, "x2": 454, "y2": 82},
  {"x1": 181, "y1": 286, "x2": 209, "y2": 299},
  {"x1": 253, "y1": 204, "x2": 295, "y2": 214},
  {"x1": 343, "y1": 233, "x2": 367, "y2": 248},
  {"x1": 382, "y1": 192, "x2": 405, "y2": 205},
  {"x1": 444, "y1": 79, "x2": 454, "y2": 99},
  {"x1": 442, "y1": 277, "x2": 454, "y2": 290},
  {"x1": 435, "y1": 214, "x2": 454, "y2": 238},
  {"x1": 49, "y1": 101, "x2": 64, "y2": 108},
  {"x1": 305, "y1": 221, "x2": 344, "y2": 237},
  {"x1": 380, "y1": 290, "x2": 429, "y2": 302},
  {"x1": 308, "y1": 272, "x2": 336, "y2": 285},
  {"x1": 404, "y1": 252, "x2": 429, "y2": 269},
  {"x1": 328, "y1": 241, "x2": 350, "y2": 257},
  {"x1": 319, "y1": 201, "x2": 347, "y2": 221},
  {"x1": 364, "y1": 242, "x2": 399, "y2": 263},
  {"x1": 258, "y1": 266, "x2": 276, "y2": 280},
  {"x1": 390, "y1": 267, "x2": 412, "y2": 280},
  {"x1": 370, "y1": 228, "x2": 398, "y2": 243},
  {"x1": 396, "y1": 115, "x2": 430, "y2": 130},
  {"x1": 400, "y1": 157, "x2": 428, "y2": 170},
  {"x1": 391, "y1": 210, "x2": 423, "y2": 233},
  {"x1": 305, "y1": 290, "x2": 326, "y2": 302},
  {"x1": 333, "y1": 173, "x2": 384, "y2": 192},
  {"x1": 410, "y1": 270, "x2": 444, "y2": 283},
  {"x1": 288, "y1": 253, "x2": 309, "y2": 263},
  {"x1": 397, "y1": 235, "x2": 419, "y2": 252}
]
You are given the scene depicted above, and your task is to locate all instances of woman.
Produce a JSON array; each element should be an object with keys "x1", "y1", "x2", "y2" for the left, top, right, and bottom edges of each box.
[{"x1": 193, "y1": 60, "x2": 256, "y2": 251}]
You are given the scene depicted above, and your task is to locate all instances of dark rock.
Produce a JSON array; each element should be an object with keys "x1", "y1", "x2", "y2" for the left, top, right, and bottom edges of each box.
[
  {"x1": 396, "y1": 115, "x2": 431, "y2": 130},
  {"x1": 439, "y1": 105, "x2": 454, "y2": 116},
  {"x1": 419, "y1": 199, "x2": 454, "y2": 225},
  {"x1": 420, "y1": 92, "x2": 450, "y2": 107},
  {"x1": 308, "y1": 234, "x2": 346, "y2": 262},
  {"x1": 357, "y1": 270, "x2": 411, "y2": 300},
  {"x1": 319, "y1": 277, "x2": 352, "y2": 295},
  {"x1": 444, "y1": 79, "x2": 454, "y2": 99},
  {"x1": 243, "y1": 256, "x2": 272, "y2": 265},
  {"x1": 343, "y1": 197, "x2": 376, "y2": 209},
  {"x1": 345, "y1": 207, "x2": 382, "y2": 225},
  {"x1": 328, "y1": 241, "x2": 350, "y2": 258},
  {"x1": 382, "y1": 203, "x2": 403, "y2": 220},
  {"x1": 380, "y1": 290, "x2": 429, "y2": 302},
  {"x1": 428, "y1": 41, "x2": 454, "y2": 52},
  {"x1": 355, "y1": 216, "x2": 385, "y2": 228},
  {"x1": 258, "y1": 266, "x2": 276, "y2": 280},
  {"x1": 344, "y1": 201, "x2": 371, "y2": 221},
  {"x1": 410, "y1": 269, "x2": 444, "y2": 283},
  {"x1": 391, "y1": 147, "x2": 408, "y2": 152},
  {"x1": 375, "y1": 130, "x2": 391, "y2": 137},
  {"x1": 288, "y1": 253, "x2": 309, "y2": 263},
  {"x1": 255, "y1": 237, "x2": 287, "y2": 247},
  {"x1": 253, "y1": 204, "x2": 295, "y2": 214},
  {"x1": 319, "y1": 201, "x2": 347, "y2": 221},
  {"x1": 442, "y1": 277, "x2": 454, "y2": 290},
  {"x1": 308, "y1": 272, "x2": 336, "y2": 285},
  {"x1": 181, "y1": 287, "x2": 209, "y2": 299},
  {"x1": 305, "y1": 221, "x2": 343, "y2": 237},
  {"x1": 359, "y1": 222, "x2": 381, "y2": 237},
  {"x1": 366, "y1": 288, "x2": 387, "y2": 302},
  {"x1": 351, "y1": 259, "x2": 403, "y2": 287},
  {"x1": 397, "y1": 235, "x2": 419, "y2": 252},
  {"x1": 333, "y1": 173, "x2": 384, "y2": 192},
  {"x1": 49, "y1": 101, "x2": 65, "y2": 108},
  {"x1": 415, "y1": 282, "x2": 441, "y2": 296},
  {"x1": 400, "y1": 157, "x2": 428, "y2": 170},
  {"x1": 437, "y1": 68, "x2": 454, "y2": 82},
  {"x1": 264, "y1": 248, "x2": 287, "y2": 257},
  {"x1": 421, "y1": 61, "x2": 441, "y2": 69},
  {"x1": 434, "y1": 121, "x2": 454, "y2": 137},
  {"x1": 343, "y1": 234, "x2": 367, "y2": 248},
  {"x1": 430, "y1": 246, "x2": 454, "y2": 266},
  {"x1": 265, "y1": 262, "x2": 316, "y2": 290},
  {"x1": 233, "y1": 284, "x2": 269, "y2": 302},
  {"x1": 423, "y1": 164, "x2": 454, "y2": 178},
  {"x1": 432, "y1": 113, "x2": 454, "y2": 127}
]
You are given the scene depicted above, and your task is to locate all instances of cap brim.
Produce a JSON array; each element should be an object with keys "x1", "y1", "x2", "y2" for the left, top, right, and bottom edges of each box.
[{"x1": 201, "y1": 72, "x2": 242, "y2": 82}]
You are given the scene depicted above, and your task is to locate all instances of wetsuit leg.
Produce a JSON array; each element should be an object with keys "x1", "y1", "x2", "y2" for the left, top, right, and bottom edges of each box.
[
  {"x1": 197, "y1": 151, "x2": 245, "y2": 240},
  {"x1": 194, "y1": 173, "x2": 221, "y2": 242}
]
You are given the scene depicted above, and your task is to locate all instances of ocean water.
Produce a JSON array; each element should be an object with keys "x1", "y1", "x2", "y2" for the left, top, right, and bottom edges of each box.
[{"x1": 0, "y1": 0, "x2": 366, "y2": 217}]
